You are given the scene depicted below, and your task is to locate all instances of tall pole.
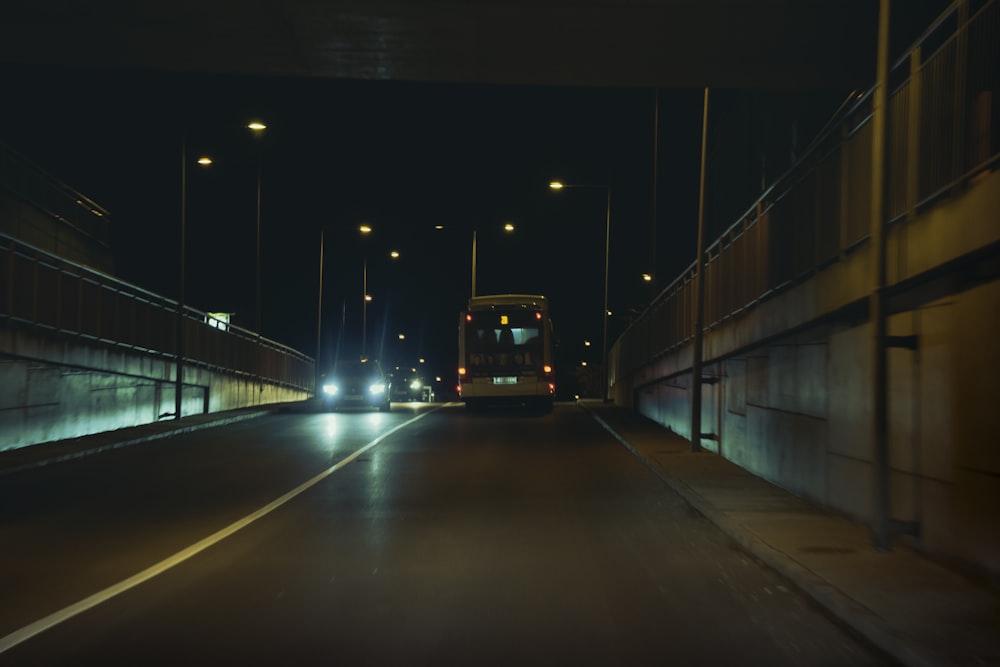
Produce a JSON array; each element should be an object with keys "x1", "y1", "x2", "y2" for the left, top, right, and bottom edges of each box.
[
  {"x1": 471, "y1": 229, "x2": 478, "y2": 298},
  {"x1": 871, "y1": 0, "x2": 892, "y2": 551},
  {"x1": 602, "y1": 188, "x2": 611, "y2": 402},
  {"x1": 362, "y1": 257, "x2": 368, "y2": 359},
  {"x1": 255, "y1": 156, "x2": 262, "y2": 335},
  {"x1": 336, "y1": 299, "x2": 346, "y2": 364},
  {"x1": 651, "y1": 87, "x2": 659, "y2": 287},
  {"x1": 246, "y1": 120, "x2": 267, "y2": 336},
  {"x1": 691, "y1": 87, "x2": 710, "y2": 452},
  {"x1": 316, "y1": 228, "x2": 325, "y2": 385},
  {"x1": 175, "y1": 131, "x2": 187, "y2": 421}
]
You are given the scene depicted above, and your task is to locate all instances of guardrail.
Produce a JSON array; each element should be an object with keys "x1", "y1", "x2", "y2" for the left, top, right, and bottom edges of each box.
[
  {"x1": 0, "y1": 233, "x2": 315, "y2": 393},
  {"x1": 616, "y1": 0, "x2": 999, "y2": 378}
]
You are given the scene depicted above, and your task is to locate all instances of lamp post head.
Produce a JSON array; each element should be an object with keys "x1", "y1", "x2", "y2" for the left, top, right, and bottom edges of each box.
[
  {"x1": 359, "y1": 224, "x2": 373, "y2": 235},
  {"x1": 247, "y1": 121, "x2": 267, "y2": 133},
  {"x1": 549, "y1": 181, "x2": 565, "y2": 190}
]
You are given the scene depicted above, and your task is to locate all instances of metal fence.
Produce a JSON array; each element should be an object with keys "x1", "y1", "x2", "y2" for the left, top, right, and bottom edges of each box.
[
  {"x1": 0, "y1": 233, "x2": 315, "y2": 392},
  {"x1": 616, "y1": 0, "x2": 999, "y2": 379},
  {"x1": 0, "y1": 142, "x2": 114, "y2": 271}
]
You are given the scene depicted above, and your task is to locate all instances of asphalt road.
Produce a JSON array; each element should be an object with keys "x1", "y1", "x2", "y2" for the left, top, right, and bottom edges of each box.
[{"x1": 0, "y1": 403, "x2": 895, "y2": 666}]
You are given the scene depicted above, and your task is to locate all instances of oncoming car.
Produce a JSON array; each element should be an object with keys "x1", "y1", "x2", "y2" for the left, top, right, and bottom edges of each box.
[{"x1": 320, "y1": 359, "x2": 391, "y2": 412}]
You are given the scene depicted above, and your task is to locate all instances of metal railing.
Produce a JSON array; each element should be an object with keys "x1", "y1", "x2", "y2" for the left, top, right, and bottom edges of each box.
[
  {"x1": 615, "y1": 0, "x2": 999, "y2": 380},
  {"x1": 0, "y1": 233, "x2": 315, "y2": 392},
  {"x1": 0, "y1": 142, "x2": 113, "y2": 270}
]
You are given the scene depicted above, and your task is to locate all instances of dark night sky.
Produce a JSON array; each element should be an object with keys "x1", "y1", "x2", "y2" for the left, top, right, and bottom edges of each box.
[
  {"x1": 1, "y1": 68, "x2": 700, "y2": 378},
  {"x1": 0, "y1": 4, "x2": 945, "y2": 385}
]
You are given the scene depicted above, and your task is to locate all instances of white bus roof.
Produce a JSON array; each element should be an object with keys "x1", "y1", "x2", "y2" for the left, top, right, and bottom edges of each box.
[{"x1": 467, "y1": 294, "x2": 549, "y2": 311}]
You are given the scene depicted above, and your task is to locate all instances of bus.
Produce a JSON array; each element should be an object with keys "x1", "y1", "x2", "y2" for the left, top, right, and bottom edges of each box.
[{"x1": 457, "y1": 294, "x2": 556, "y2": 412}]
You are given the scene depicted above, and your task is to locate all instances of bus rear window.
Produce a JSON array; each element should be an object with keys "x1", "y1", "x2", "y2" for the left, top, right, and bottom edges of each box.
[{"x1": 466, "y1": 311, "x2": 542, "y2": 349}]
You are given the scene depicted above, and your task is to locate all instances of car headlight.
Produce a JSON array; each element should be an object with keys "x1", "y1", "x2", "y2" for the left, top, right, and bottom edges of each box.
[
  {"x1": 369, "y1": 382, "x2": 386, "y2": 395},
  {"x1": 322, "y1": 382, "x2": 339, "y2": 396},
  {"x1": 409, "y1": 380, "x2": 422, "y2": 391}
]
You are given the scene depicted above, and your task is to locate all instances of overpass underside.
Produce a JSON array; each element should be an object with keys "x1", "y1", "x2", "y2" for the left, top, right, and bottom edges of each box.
[
  {"x1": 0, "y1": 1, "x2": 883, "y2": 90},
  {"x1": 611, "y1": 1, "x2": 1000, "y2": 581}
]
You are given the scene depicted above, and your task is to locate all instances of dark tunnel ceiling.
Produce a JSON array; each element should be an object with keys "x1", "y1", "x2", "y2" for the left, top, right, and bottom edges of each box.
[{"x1": 1, "y1": 0, "x2": 892, "y2": 89}]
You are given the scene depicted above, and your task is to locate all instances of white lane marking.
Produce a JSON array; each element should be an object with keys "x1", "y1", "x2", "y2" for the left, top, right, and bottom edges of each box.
[{"x1": 0, "y1": 409, "x2": 434, "y2": 654}]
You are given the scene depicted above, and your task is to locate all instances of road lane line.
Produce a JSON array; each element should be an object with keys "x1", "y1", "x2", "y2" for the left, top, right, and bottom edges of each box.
[{"x1": 0, "y1": 409, "x2": 434, "y2": 654}]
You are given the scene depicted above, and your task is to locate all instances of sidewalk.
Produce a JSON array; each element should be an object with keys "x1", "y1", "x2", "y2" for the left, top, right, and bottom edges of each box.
[{"x1": 581, "y1": 401, "x2": 1000, "y2": 667}]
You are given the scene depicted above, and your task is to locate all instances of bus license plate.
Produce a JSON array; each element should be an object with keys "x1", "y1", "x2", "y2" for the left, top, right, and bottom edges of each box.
[{"x1": 493, "y1": 376, "x2": 518, "y2": 384}]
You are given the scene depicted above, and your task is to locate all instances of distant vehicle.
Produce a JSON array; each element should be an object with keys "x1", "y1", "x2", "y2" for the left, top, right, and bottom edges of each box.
[
  {"x1": 458, "y1": 294, "x2": 556, "y2": 413},
  {"x1": 320, "y1": 359, "x2": 391, "y2": 412},
  {"x1": 388, "y1": 366, "x2": 431, "y2": 402}
]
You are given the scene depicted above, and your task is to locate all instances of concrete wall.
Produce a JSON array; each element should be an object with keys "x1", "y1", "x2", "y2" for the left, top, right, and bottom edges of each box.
[
  {"x1": 0, "y1": 321, "x2": 311, "y2": 451},
  {"x1": 616, "y1": 168, "x2": 1000, "y2": 581}
]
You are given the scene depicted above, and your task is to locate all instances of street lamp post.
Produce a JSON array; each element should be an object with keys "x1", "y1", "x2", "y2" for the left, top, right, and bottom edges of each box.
[
  {"x1": 174, "y1": 147, "x2": 218, "y2": 418},
  {"x1": 317, "y1": 227, "x2": 360, "y2": 381},
  {"x1": 549, "y1": 181, "x2": 611, "y2": 402},
  {"x1": 363, "y1": 255, "x2": 370, "y2": 358},
  {"x1": 247, "y1": 120, "x2": 267, "y2": 335},
  {"x1": 316, "y1": 227, "x2": 326, "y2": 387},
  {"x1": 359, "y1": 224, "x2": 372, "y2": 359},
  {"x1": 175, "y1": 131, "x2": 188, "y2": 421},
  {"x1": 355, "y1": 224, "x2": 401, "y2": 360},
  {"x1": 316, "y1": 224, "x2": 381, "y2": 368},
  {"x1": 470, "y1": 222, "x2": 515, "y2": 298},
  {"x1": 692, "y1": 88, "x2": 710, "y2": 453},
  {"x1": 176, "y1": 123, "x2": 265, "y2": 412}
]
